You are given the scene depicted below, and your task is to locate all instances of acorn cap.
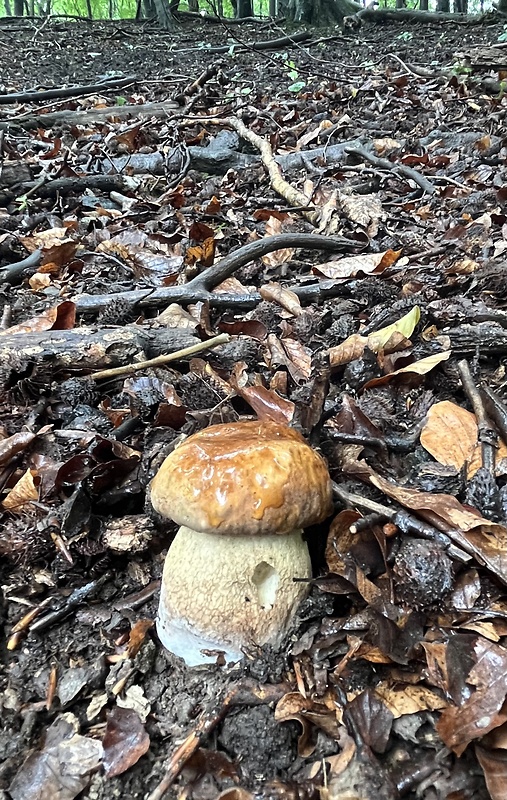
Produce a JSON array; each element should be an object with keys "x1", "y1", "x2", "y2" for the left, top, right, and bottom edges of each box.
[{"x1": 150, "y1": 420, "x2": 333, "y2": 536}]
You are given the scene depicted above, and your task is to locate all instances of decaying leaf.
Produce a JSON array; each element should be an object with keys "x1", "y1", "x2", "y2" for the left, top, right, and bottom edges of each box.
[
  {"x1": 421, "y1": 400, "x2": 507, "y2": 477},
  {"x1": 2, "y1": 468, "x2": 39, "y2": 510},
  {"x1": 1, "y1": 301, "x2": 76, "y2": 335},
  {"x1": 374, "y1": 681, "x2": 447, "y2": 718},
  {"x1": 437, "y1": 638, "x2": 507, "y2": 755},
  {"x1": 338, "y1": 191, "x2": 383, "y2": 237},
  {"x1": 476, "y1": 745, "x2": 507, "y2": 800},
  {"x1": 314, "y1": 249, "x2": 401, "y2": 280},
  {"x1": 328, "y1": 306, "x2": 421, "y2": 368},
  {"x1": 8, "y1": 714, "x2": 103, "y2": 800},
  {"x1": 366, "y1": 471, "x2": 507, "y2": 585},
  {"x1": 102, "y1": 706, "x2": 150, "y2": 778}
]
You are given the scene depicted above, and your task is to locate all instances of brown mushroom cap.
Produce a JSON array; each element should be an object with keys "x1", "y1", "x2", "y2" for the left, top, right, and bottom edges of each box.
[{"x1": 151, "y1": 420, "x2": 333, "y2": 536}]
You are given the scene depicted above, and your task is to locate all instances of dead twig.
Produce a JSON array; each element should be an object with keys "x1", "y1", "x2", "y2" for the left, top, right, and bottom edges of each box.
[
  {"x1": 457, "y1": 359, "x2": 497, "y2": 473},
  {"x1": 91, "y1": 332, "x2": 230, "y2": 381},
  {"x1": 344, "y1": 145, "x2": 436, "y2": 196}
]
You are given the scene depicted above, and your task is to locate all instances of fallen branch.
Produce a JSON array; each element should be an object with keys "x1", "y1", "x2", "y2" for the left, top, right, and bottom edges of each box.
[
  {"x1": 0, "y1": 325, "x2": 200, "y2": 376},
  {"x1": 344, "y1": 145, "x2": 436, "y2": 196},
  {"x1": 74, "y1": 233, "x2": 360, "y2": 314},
  {"x1": 0, "y1": 248, "x2": 42, "y2": 285},
  {"x1": 221, "y1": 116, "x2": 322, "y2": 225},
  {"x1": 0, "y1": 75, "x2": 137, "y2": 105},
  {"x1": 196, "y1": 30, "x2": 312, "y2": 54},
  {"x1": 6, "y1": 99, "x2": 179, "y2": 131}
]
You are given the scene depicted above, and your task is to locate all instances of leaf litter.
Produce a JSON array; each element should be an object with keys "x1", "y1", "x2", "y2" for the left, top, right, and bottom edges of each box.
[{"x1": 2, "y1": 12, "x2": 507, "y2": 800}]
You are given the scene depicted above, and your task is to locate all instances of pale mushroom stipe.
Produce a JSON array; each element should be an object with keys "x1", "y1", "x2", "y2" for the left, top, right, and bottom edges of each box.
[{"x1": 150, "y1": 420, "x2": 333, "y2": 666}]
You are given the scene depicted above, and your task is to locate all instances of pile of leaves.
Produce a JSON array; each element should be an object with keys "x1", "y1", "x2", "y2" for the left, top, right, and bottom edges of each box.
[{"x1": 2, "y1": 14, "x2": 507, "y2": 800}]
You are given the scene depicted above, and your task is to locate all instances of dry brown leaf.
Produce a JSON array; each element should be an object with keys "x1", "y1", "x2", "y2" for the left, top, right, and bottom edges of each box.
[
  {"x1": 8, "y1": 714, "x2": 103, "y2": 800},
  {"x1": 437, "y1": 639, "x2": 507, "y2": 755},
  {"x1": 363, "y1": 471, "x2": 507, "y2": 585},
  {"x1": 421, "y1": 400, "x2": 507, "y2": 478},
  {"x1": 102, "y1": 707, "x2": 150, "y2": 778},
  {"x1": 3, "y1": 468, "x2": 39, "y2": 510},
  {"x1": 214, "y1": 277, "x2": 252, "y2": 295},
  {"x1": 329, "y1": 307, "x2": 421, "y2": 369},
  {"x1": 156, "y1": 303, "x2": 198, "y2": 329},
  {"x1": 19, "y1": 227, "x2": 71, "y2": 252},
  {"x1": 29, "y1": 273, "x2": 52, "y2": 290},
  {"x1": 314, "y1": 249, "x2": 401, "y2": 280},
  {"x1": 373, "y1": 137, "x2": 402, "y2": 155},
  {"x1": 1, "y1": 301, "x2": 76, "y2": 335},
  {"x1": 476, "y1": 745, "x2": 507, "y2": 800},
  {"x1": 237, "y1": 385, "x2": 294, "y2": 424},
  {"x1": 338, "y1": 192, "x2": 383, "y2": 237},
  {"x1": 265, "y1": 334, "x2": 312, "y2": 382},
  {"x1": 374, "y1": 681, "x2": 447, "y2": 718},
  {"x1": 328, "y1": 333, "x2": 367, "y2": 369},
  {"x1": 0, "y1": 432, "x2": 37, "y2": 466},
  {"x1": 259, "y1": 282, "x2": 303, "y2": 317},
  {"x1": 261, "y1": 218, "x2": 294, "y2": 267},
  {"x1": 363, "y1": 351, "x2": 451, "y2": 388}
]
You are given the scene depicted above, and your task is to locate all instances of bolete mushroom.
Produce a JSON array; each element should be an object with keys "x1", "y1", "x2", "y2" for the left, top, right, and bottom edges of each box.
[{"x1": 150, "y1": 420, "x2": 332, "y2": 666}]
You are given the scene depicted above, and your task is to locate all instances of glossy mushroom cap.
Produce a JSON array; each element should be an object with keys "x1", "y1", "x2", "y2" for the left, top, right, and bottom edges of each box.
[{"x1": 150, "y1": 420, "x2": 333, "y2": 536}]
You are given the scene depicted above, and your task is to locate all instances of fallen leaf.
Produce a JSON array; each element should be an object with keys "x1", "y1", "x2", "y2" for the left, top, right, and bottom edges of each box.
[
  {"x1": 437, "y1": 638, "x2": 507, "y2": 755},
  {"x1": 374, "y1": 681, "x2": 447, "y2": 718},
  {"x1": 9, "y1": 714, "x2": 103, "y2": 800},
  {"x1": 362, "y1": 350, "x2": 451, "y2": 388},
  {"x1": 259, "y1": 282, "x2": 303, "y2": 317},
  {"x1": 421, "y1": 400, "x2": 507, "y2": 478},
  {"x1": 2, "y1": 468, "x2": 39, "y2": 510},
  {"x1": 476, "y1": 745, "x2": 507, "y2": 800},
  {"x1": 338, "y1": 192, "x2": 383, "y2": 237},
  {"x1": 1, "y1": 301, "x2": 76, "y2": 335},
  {"x1": 328, "y1": 307, "x2": 421, "y2": 369},
  {"x1": 237, "y1": 385, "x2": 295, "y2": 424},
  {"x1": 314, "y1": 249, "x2": 401, "y2": 280},
  {"x1": 102, "y1": 706, "x2": 150, "y2": 778},
  {"x1": 366, "y1": 471, "x2": 507, "y2": 585}
]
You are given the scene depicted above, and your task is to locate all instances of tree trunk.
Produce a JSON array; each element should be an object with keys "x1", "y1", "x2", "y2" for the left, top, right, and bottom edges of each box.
[
  {"x1": 14, "y1": 0, "x2": 23, "y2": 14},
  {"x1": 282, "y1": 0, "x2": 359, "y2": 25},
  {"x1": 498, "y1": 0, "x2": 507, "y2": 11},
  {"x1": 152, "y1": 0, "x2": 175, "y2": 28},
  {"x1": 231, "y1": 0, "x2": 253, "y2": 16}
]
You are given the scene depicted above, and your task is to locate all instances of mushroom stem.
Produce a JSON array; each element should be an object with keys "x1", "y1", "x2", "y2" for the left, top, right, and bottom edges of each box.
[{"x1": 157, "y1": 526, "x2": 311, "y2": 666}]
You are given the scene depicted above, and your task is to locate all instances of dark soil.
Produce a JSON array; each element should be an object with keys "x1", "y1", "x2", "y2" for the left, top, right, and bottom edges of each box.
[{"x1": 1, "y1": 11, "x2": 507, "y2": 800}]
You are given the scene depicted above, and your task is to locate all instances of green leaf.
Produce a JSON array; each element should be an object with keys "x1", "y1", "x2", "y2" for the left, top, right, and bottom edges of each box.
[{"x1": 288, "y1": 81, "x2": 306, "y2": 93}]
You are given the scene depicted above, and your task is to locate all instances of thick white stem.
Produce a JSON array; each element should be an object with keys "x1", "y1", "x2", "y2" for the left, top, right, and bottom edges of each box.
[{"x1": 157, "y1": 526, "x2": 311, "y2": 666}]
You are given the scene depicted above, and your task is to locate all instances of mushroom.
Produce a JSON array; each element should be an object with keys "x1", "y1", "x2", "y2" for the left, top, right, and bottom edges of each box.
[{"x1": 150, "y1": 420, "x2": 333, "y2": 666}]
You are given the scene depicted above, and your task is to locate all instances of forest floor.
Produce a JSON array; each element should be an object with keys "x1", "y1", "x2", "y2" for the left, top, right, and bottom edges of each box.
[{"x1": 1, "y1": 10, "x2": 507, "y2": 800}]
